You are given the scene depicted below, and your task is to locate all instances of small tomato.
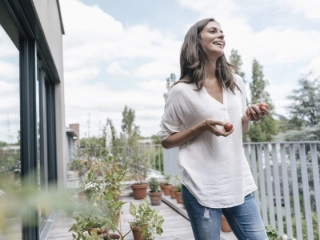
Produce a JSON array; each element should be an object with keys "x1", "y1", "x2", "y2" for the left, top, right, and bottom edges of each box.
[
  {"x1": 259, "y1": 103, "x2": 269, "y2": 111},
  {"x1": 224, "y1": 123, "x2": 233, "y2": 132}
]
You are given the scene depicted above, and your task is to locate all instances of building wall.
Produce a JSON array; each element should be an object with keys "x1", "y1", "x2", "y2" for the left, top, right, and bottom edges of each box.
[
  {"x1": 32, "y1": 0, "x2": 64, "y2": 81},
  {"x1": 69, "y1": 123, "x2": 80, "y2": 146},
  {"x1": 32, "y1": 0, "x2": 67, "y2": 189}
]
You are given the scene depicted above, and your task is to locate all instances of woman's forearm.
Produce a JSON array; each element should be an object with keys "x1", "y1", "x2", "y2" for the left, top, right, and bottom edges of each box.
[
  {"x1": 162, "y1": 121, "x2": 207, "y2": 149},
  {"x1": 242, "y1": 116, "x2": 250, "y2": 134}
]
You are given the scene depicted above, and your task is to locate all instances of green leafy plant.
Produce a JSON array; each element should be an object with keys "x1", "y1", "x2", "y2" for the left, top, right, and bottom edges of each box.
[
  {"x1": 163, "y1": 174, "x2": 171, "y2": 185},
  {"x1": 129, "y1": 198, "x2": 164, "y2": 240},
  {"x1": 174, "y1": 183, "x2": 182, "y2": 193},
  {"x1": 172, "y1": 174, "x2": 180, "y2": 186},
  {"x1": 265, "y1": 225, "x2": 279, "y2": 240},
  {"x1": 148, "y1": 178, "x2": 160, "y2": 193},
  {"x1": 69, "y1": 157, "x2": 129, "y2": 239}
]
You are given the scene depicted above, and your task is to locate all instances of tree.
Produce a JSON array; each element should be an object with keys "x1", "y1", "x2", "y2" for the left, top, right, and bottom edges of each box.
[
  {"x1": 229, "y1": 49, "x2": 250, "y2": 142},
  {"x1": 286, "y1": 74, "x2": 320, "y2": 126},
  {"x1": 105, "y1": 118, "x2": 117, "y2": 145},
  {"x1": 229, "y1": 49, "x2": 245, "y2": 80},
  {"x1": 121, "y1": 106, "x2": 139, "y2": 136},
  {"x1": 246, "y1": 59, "x2": 278, "y2": 142},
  {"x1": 163, "y1": 73, "x2": 176, "y2": 101},
  {"x1": 275, "y1": 74, "x2": 320, "y2": 141}
]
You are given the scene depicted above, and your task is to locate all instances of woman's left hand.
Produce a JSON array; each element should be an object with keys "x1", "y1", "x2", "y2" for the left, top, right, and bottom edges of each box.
[{"x1": 242, "y1": 103, "x2": 269, "y2": 122}]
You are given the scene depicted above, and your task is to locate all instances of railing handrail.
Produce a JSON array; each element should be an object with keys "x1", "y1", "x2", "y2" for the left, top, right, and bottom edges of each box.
[{"x1": 244, "y1": 141, "x2": 320, "y2": 144}]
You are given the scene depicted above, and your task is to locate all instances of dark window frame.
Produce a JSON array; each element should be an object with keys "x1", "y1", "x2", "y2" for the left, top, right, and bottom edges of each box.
[{"x1": 1, "y1": 0, "x2": 62, "y2": 239}]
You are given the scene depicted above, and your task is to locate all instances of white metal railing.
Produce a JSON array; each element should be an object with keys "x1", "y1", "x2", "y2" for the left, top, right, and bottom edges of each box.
[{"x1": 163, "y1": 141, "x2": 320, "y2": 240}]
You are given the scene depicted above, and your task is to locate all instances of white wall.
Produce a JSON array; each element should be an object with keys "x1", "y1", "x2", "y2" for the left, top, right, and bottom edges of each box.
[
  {"x1": 32, "y1": 0, "x2": 64, "y2": 80},
  {"x1": 32, "y1": 0, "x2": 67, "y2": 189}
]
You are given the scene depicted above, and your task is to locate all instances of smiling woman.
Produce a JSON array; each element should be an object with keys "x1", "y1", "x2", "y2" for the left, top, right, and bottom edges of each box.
[{"x1": 159, "y1": 18, "x2": 269, "y2": 240}]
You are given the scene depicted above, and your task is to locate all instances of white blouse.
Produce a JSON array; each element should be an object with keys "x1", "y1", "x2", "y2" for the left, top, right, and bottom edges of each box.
[{"x1": 159, "y1": 74, "x2": 257, "y2": 208}]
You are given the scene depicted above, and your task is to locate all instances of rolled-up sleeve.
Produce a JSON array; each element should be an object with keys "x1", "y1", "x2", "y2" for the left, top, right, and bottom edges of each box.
[
  {"x1": 158, "y1": 87, "x2": 184, "y2": 142},
  {"x1": 236, "y1": 75, "x2": 247, "y2": 115}
]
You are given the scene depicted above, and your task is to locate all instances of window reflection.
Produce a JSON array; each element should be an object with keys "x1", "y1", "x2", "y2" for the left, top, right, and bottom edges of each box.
[{"x1": 0, "y1": 24, "x2": 21, "y2": 237}]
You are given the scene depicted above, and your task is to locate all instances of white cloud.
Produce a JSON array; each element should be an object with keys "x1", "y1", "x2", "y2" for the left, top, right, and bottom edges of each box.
[
  {"x1": 299, "y1": 57, "x2": 320, "y2": 76},
  {"x1": 282, "y1": 0, "x2": 320, "y2": 20},
  {"x1": 0, "y1": 61, "x2": 19, "y2": 81},
  {"x1": 265, "y1": 76, "x2": 299, "y2": 117},
  {"x1": 106, "y1": 62, "x2": 129, "y2": 76},
  {"x1": 60, "y1": 0, "x2": 183, "y2": 136},
  {"x1": 177, "y1": 0, "x2": 320, "y2": 67},
  {"x1": 138, "y1": 79, "x2": 167, "y2": 93},
  {"x1": 134, "y1": 60, "x2": 179, "y2": 79},
  {"x1": 61, "y1": 0, "x2": 181, "y2": 71},
  {"x1": 64, "y1": 81, "x2": 165, "y2": 136},
  {"x1": 64, "y1": 67, "x2": 100, "y2": 86}
]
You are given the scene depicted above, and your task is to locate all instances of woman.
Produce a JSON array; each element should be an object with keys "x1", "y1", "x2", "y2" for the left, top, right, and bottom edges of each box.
[{"x1": 159, "y1": 18, "x2": 269, "y2": 240}]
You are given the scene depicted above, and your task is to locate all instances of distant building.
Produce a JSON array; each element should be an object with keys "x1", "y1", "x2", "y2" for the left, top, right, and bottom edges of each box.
[
  {"x1": 139, "y1": 138, "x2": 155, "y2": 147},
  {"x1": 66, "y1": 127, "x2": 78, "y2": 169},
  {"x1": 69, "y1": 123, "x2": 80, "y2": 147}
]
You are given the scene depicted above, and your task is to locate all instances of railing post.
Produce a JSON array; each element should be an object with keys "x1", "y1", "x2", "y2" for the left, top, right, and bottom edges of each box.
[
  {"x1": 298, "y1": 143, "x2": 314, "y2": 240},
  {"x1": 271, "y1": 143, "x2": 283, "y2": 236},
  {"x1": 289, "y1": 143, "x2": 303, "y2": 240},
  {"x1": 280, "y1": 143, "x2": 293, "y2": 238},
  {"x1": 310, "y1": 143, "x2": 320, "y2": 240},
  {"x1": 250, "y1": 144, "x2": 260, "y2": 205},
  {"x1": 257, "y1": 144, "x2": 268, "y2": 225},
  {"x1": 264, "y1": 143, "x2": 275, "y2": 227}
]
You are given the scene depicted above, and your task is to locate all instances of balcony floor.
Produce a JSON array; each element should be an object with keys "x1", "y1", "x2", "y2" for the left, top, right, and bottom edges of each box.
[{"x1": 43, "y1": 187, "x2": 236, "y2": 240}]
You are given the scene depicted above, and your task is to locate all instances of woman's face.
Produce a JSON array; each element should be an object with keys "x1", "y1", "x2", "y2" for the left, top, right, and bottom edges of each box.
[{"x1": 199, "y1": 21, "x2": 225, "y2": 58}]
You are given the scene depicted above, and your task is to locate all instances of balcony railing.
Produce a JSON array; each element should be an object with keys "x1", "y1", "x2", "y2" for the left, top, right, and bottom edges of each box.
[{"x1": 162, "y1": 141, "x2": 320, "y2": 240}]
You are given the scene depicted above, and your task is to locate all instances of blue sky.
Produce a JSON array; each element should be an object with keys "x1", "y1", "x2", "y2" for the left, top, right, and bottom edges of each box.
[{"x1": 1, "y1": 0, "x2": 320, "y2": 142}]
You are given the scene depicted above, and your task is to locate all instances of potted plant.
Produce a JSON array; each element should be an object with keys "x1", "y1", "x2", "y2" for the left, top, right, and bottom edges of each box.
[
  {"x1": 160, "y1": 174, "x2": 172, "y2": 196},
  {"x1": 129, "y1": 141, "x2": 151, "y2": 200},
  {"x1": 148, "y1": 178, "x2": 162, "y2": 206},
  {"x1": 169, "y1": 175, "x2": 180, "y2": 199},
  {"x1": 69, "y1": 160, "x2": 129, "y2": 239},
  {"x1": 174, "y1": 183, "x2": 182, "y2": 204},
  {"x1": 129, "y1": 198, "x2": 164, "y2": 240}
]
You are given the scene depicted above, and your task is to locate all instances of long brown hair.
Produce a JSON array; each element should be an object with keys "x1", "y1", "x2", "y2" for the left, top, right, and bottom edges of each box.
[{"x1": 175, "y1": 18, "x2": 239, "y2": 93}]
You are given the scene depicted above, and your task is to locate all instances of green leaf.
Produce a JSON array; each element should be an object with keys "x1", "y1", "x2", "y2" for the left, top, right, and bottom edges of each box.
[{"x1": 129, "y1": 202, "x2": 136, "y2": 216}]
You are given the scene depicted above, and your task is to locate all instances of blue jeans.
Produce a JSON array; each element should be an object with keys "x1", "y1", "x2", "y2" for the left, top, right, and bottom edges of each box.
[{"x1": 182, "y1": 185, "x2": 268, "y2": 240}]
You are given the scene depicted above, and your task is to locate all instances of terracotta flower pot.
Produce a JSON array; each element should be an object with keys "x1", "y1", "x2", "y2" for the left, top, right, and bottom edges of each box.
[
  {"x1": 131, "y1": 226, "x2": 144, "y2": 240},
  {"x1": 77, "y1": 190, "x2": 87, "y2": 202},
  {"x1": 149, "y1": 191, "x2": 162, "y2": 206},
  {"x1": 99, "y1": 233, "x2": 121, "y2": 240},
  {"x1": 174, "y1": 191, "x2": 182, "y2": 204},
  {"x1": 131, "y1": 183, "x2": 148, "y2": 200},
  {"x1": 88, "y1": 227, "x2": 108, "y2": 236},
  {"x1": 221, "y1": 214, "x2": 232, "y2": 232},
  {"x1": 162, "y1": 184, "x2": 172, "y2": 196},
  {"x1": 159, "y1": 183, "x2": 165, "y2": 192},
  {"x1": 169, "y1": 186, "x2": 176, "y2": 199}
]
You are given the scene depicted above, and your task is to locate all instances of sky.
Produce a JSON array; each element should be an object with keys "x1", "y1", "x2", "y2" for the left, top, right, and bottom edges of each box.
[{"x1": 1, "y1": 0, "x2": 320, "y2": 142}]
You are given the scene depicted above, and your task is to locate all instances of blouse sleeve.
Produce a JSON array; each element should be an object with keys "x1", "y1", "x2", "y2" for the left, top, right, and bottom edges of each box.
[
  {"x1": 158, "y1": 86, "x2": 184, "y2": 142},
  {"x1": 236, "y1": 75, "x2": 247, "y2": 115}
]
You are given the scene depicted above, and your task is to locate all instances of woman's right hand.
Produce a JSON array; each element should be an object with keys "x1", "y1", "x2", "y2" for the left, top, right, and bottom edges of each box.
[
  {"x1": 162, "y1": 118, "x2": 234, "y2": 149},
  {"x1": 203, "y1": 119, "x2": 234, "y2": 137}
]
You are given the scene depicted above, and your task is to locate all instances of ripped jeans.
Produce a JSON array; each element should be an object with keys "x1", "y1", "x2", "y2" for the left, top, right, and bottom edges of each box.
[{"x1": 182, "y1": 185, "x2": 268, "y2": 240}]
